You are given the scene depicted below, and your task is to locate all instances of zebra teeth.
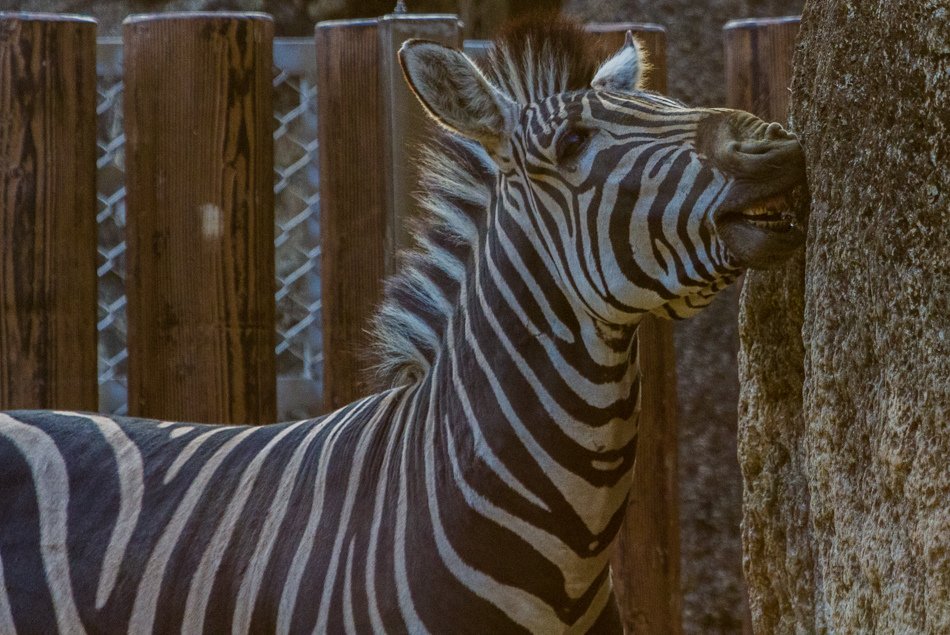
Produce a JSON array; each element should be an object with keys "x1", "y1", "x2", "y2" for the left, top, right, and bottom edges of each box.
[{"x1": 737, "y1": 194, "x2": 796, "y2": 229}]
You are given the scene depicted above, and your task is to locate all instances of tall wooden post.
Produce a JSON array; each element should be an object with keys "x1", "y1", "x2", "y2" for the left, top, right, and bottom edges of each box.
[
  {"x1": 724, "y1": 17, "x2": 799, "y2": 121},
  {"x1": 317, "y1": 14, "x2": 460, "y2": 412},
  {"x1": 0, "y1": 14, "x2": 98, "y2": 411},
  {"x1": 123, "y1": 13, "x2": 276, "y2": 424},
  {"x1": 589, "y1": 24, "x2": 683, "y2": 635},
  {"x1": 724, "y1": 17, "x2": 801, "y2": 635}
]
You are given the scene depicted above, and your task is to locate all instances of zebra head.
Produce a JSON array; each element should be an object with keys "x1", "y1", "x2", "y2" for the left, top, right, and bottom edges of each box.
[{"x1": 398, "y1": 26, "x2": 806, "y2": 324}]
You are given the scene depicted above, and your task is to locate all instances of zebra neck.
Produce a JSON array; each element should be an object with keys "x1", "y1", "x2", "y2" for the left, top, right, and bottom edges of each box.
[{"x1": 428, "y1": 218, "x2": 642, "y2": 555}]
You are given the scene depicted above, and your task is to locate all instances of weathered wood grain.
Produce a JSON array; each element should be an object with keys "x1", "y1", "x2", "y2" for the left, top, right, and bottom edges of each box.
[
  {"x1": 0, "y1": 14, "x2": 98, "y2": 411},
  {"x1": 724, "y1": 17, "x2": 799, "y2": 121},
  {"x1": 123, "y1": 13, "x2": 276, "y2": 424},
  {"x1": 318, "y1": 14, "x2": 460, "y2": 412},
  {"x1": 316, "y1": 19, "x2": 388, "y2": 412}
]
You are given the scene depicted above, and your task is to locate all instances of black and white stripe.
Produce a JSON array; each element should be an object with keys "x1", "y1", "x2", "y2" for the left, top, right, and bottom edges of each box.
[{"x1": 0, "y1": 17, "x2": 805, "y2": 634}]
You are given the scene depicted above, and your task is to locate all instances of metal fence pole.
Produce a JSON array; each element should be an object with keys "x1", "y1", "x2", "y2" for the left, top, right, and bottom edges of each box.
[
  {"x1": 317, "y1": 13, "x2": 461, "y2": 412},
  {"x1": 123, "y1": 12, "x2": 277, "y2": 424},
  {"x1": 0, "y1": 13, "x2": 99, "y2": 411},
  {"x1": 588, "y1": 23, "x2": 684, "y2": 635}
]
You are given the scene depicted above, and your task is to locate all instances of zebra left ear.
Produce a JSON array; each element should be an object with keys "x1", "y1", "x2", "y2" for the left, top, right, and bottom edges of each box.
[{"x1": 591, "y1": 31, "x2": 647, "y2": 93}]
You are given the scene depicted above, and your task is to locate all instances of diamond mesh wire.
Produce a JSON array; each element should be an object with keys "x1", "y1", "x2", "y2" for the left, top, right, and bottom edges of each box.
[{"x1": 94, "y1": 38, "x2": 322, "y2": 420}]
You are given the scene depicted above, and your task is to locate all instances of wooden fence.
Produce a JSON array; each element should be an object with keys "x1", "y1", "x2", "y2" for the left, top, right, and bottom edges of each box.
[{"x1": 0, "y1": 10, "x2": 799, "y2": 633}]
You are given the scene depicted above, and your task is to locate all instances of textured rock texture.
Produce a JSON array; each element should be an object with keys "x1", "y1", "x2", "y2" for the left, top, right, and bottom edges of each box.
[{"x1": 739, "y1": 1, "x2": 950, "y2": 633}]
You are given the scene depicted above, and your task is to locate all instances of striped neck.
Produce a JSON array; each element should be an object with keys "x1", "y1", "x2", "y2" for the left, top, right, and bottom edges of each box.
[{"x1": 417, "y1": 187, "x2": 642, "y2": 625}]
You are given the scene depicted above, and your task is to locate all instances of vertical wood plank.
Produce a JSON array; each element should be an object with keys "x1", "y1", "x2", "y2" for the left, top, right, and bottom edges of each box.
[
  {"x1": 724, "y1": 17, "x2": 799, "y2": 121},
  {"x1": 591, "y1": 24, "x2": 683, "y2": 635},
  {"x1": 318, "y1": 14, "x2": 460, "y2": 412},
  {"x1": 377, "y1": 14, "x2": 461, "y2": 257},
  {"x1": 317, "y1": 19, "x2": 387, "y2": 412},
  {"x1": 124, "y1": 12, "x2": 276, "y2": 424},
  {"x1": 723, "y1": 18, "x2": 800, "y2": 635},
  {"x1": 0, "y1": 14, "x2": 98, "y2": 411}
]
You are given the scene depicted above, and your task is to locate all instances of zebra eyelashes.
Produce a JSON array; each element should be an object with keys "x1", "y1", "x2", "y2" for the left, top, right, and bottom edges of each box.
[{"x1": 555, "y1": 127, "x2": 594, "y2": 164}]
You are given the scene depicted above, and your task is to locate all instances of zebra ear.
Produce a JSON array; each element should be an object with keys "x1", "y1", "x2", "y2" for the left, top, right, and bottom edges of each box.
[
  {"x1": 592, "y1": 31, "x2": 647, "y2": 93},
  {"x1": 399, "y1": 39, "x2": 519, "y2": 153}
]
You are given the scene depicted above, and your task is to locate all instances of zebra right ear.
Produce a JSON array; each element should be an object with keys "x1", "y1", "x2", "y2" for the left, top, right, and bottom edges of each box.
[
  {"x1": 399, "y1": 39, "x2": 519, "y2": 154},
  {"x1": 592, "y1": 31, "x2": 648, "y2": 93}
]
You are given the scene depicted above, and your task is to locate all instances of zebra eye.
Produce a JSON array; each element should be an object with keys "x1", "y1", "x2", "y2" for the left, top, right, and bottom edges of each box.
[{"x1": 556, "y1": 127, "x2": 592, "y2": 163}]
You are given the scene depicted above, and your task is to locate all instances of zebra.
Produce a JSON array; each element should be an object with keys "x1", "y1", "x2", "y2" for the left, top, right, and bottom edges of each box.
[{"x1": 0, "y1": 17, "x2": 806, "y2": 634}]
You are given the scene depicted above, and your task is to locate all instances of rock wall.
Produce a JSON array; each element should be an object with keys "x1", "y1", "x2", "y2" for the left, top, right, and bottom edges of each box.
[{"x1": 739, "y1": 0, "x2": 949, "y2": 632}]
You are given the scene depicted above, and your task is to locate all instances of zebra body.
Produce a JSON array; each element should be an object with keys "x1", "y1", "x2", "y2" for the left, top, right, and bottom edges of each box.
[{"x1": 0, "y1": 17, "x2": 806, "y2": 634}]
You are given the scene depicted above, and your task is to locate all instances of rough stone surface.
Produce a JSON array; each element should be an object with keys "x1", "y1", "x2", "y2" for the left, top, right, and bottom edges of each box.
[{"x1": 739, "y1": 0, "x2": 949, "y2": 632}]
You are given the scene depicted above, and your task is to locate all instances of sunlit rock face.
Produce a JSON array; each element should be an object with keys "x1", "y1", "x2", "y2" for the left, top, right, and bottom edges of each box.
[{"x1": 739, "y1": 1, "x2": 949, "y2": 633}]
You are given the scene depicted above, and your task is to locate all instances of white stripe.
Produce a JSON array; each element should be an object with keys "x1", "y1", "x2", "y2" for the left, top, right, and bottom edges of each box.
[
  {"x1": 484, "y1": 236, "x2": 639, "y2": 415},
  {"x1": 181, "y1": 420, "x2": 309, "y2": 635},
  {"x1": 458, "y1": 294, "x2": 628, "y2": 535},
  {"x1": 169, "y1": 426, "x2": 194, "y2": 439},
  {"x1": 422, "y1": 391, "x2": 565, "y2": 631},
  {"x1": 393, "y1": 395, "x2": 428, "y2": 632},
  {"x1": 568, "y1": 573, "x2": 615, "y2": 633},
  {"x1": 342, "y1": 538, "x2": 358, "y2": 635},
  {"x1": 447, "y1": 328, "x2": 551, "y2": 512},
  {"x1": 231, "y1": 416, "x2": 338, "y2": 635},
  {"x1": 163, "y1": 427, "x2": 231, "y2": 484},
  {"x1": 443, "y1": 420, "x2": 607, "y2": 600},
  {"x1": 364, "y1": 395, "x2": 412, "y2": 634},
  {"x1": 0, "y1": 413, "x2": 86, "y2": 634},
  {"x1": 54, "y1": 412, "x2": 146, "y2": 610},
  {"x1": 129, "y1": 427, "x2": 258, "y2": 634},
  {"x1": 313, "y1": 395, "x2": 395, "y2": 634},
  {"x1": 275, "y1": 397, "x2": 379, "y2": 635}
]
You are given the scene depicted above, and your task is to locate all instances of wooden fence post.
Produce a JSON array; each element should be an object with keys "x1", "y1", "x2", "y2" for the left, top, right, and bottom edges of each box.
[
  {"x1": 0, "y1": 14, "x2": 98, "y2": 411},
  {"x1": 723, "y1": 17, "x2": 800, "y2": 635},
  {"x1": 318, "y1": 13, "x2": 460, "y2": 412},
  {"x1": 588, "y1": 23, "x2": 683, "y2": 635},
  {"x1": 123, "y1": 13, "x2": 276, "y2": 424},
  {"x1": 724, "y1": 17, "x2": 799, "y2": 121}
]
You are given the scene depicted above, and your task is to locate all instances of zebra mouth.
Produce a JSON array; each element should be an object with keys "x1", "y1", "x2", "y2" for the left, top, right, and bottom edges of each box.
[
  {"x1": 715, "y1": 188, "x2": 806, "y2": 269},
  {"x1": 733, "y1": 194, "x2": 798, "y2": 232}
]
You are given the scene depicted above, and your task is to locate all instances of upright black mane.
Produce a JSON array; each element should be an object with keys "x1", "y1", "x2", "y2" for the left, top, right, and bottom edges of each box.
[{"x1": 370, "y1": 16, "x2": 610, "y2": 387}]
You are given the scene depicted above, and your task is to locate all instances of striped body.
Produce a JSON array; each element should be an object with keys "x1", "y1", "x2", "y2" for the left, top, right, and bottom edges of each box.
[{"x1": 0, "y1": 17, "x2": 807, "y2": 634}]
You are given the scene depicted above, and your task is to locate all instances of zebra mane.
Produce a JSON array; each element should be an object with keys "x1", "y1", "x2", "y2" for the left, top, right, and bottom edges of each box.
[{"x1": 370, "y1": 16, "x2": 609, "y2": 387}]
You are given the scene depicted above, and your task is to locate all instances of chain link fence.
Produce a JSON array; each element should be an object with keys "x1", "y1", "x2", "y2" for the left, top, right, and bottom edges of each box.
[{"x1": 95, "y1": 38, "x2": 322, "y2": 420}]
